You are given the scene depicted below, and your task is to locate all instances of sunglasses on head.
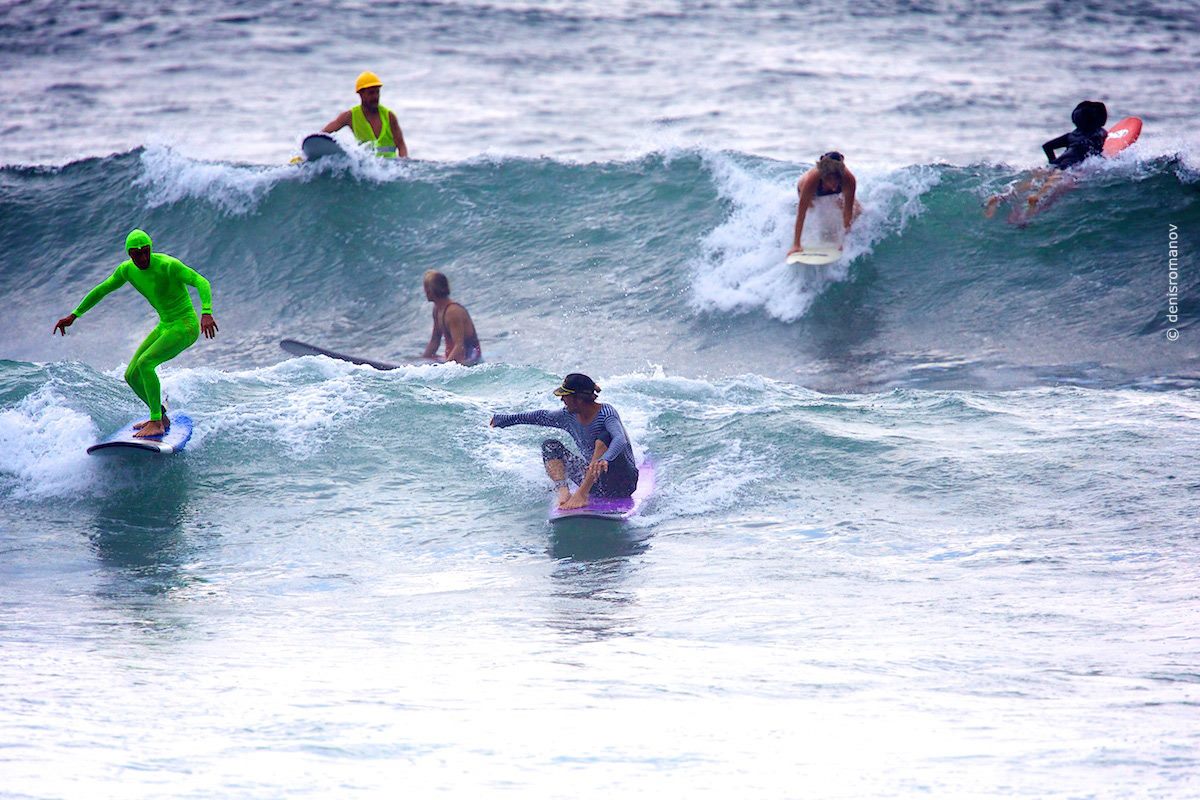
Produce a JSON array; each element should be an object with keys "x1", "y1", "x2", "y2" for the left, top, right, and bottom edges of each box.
[{"x1": 822, "y1": 151, "x2": 844, "y2": 161}]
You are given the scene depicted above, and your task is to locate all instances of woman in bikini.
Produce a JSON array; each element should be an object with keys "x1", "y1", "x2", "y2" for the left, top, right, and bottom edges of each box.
[{"x1": 788, "y1": 151, "x2": 862, "y2": 257}]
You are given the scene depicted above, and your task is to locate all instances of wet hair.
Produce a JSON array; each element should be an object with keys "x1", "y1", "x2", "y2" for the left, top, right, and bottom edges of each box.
[
  {"x1": 423, "y1": 270, "x2": 450, "y2": 299},
  {"x1": 1071, "y1": 101, "x2": 1108, "y2": 132},
  {"x1": 816, "y1": 151, "x2": 846, "y2": 175}
]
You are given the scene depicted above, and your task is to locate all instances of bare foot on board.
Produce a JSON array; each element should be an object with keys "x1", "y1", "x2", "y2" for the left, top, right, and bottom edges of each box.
[
  {"x1": 134, "y1": 419, "x2": 167, "y2": 438},
  {"x1": 559, "y1": 491, "x2": 590, "y2": 510},
  {"x1": 133, "y1": 413, "x2": 170, "y2": 432}
]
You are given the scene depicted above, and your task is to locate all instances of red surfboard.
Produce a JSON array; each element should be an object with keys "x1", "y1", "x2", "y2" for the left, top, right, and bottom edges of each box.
[{"x1": 1103, "y1": 116, "x2": 1142, "y2": 157}]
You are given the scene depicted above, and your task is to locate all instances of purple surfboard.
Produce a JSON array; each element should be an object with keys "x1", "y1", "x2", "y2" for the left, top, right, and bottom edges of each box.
[{"x1": 548, "y1": 459, "x2": 656, "y2": 523}]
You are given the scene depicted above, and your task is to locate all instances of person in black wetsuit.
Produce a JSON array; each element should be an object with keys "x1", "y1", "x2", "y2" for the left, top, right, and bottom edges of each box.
[
  {"x1": 788, "y1": 151, "x2": 862, "y2": 257},
  {"x1": 985, "y1": 101, "x2": 1109, "y2": 217},
  {"x1": 1042, "y1": 100, "x2": 1108, "y2": 170}
]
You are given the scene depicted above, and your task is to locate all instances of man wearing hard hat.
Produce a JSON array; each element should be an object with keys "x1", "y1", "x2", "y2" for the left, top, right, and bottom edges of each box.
[{"x1": 323, "y1": 71, "x2": 408, "y2": 158}]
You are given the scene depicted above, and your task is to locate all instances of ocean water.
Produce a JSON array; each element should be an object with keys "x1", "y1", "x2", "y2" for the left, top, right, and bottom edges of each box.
[{"x1": 2, "y1": 1, "x2": 1199, "y2": 797}]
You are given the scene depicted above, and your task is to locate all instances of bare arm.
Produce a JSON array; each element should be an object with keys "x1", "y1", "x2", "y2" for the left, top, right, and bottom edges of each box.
[
  {"x1": 323, "y1": 110, "x2": 352, "y2": 134},
  {"x1": 390, "y1": 112, "x2": 408, "y2": 158},
  {"x1": 422, "y1": 308, "x2": 442, "y2": 359},
  {"x1": 790, "y1": 171, "x2": 818, "y2": 253},
  {"x1": 841, "y1": 170, "x2": 857, "y2": 231},
  {"x1": 443, "y1": 305, "x2": 469, "y2": 364}
]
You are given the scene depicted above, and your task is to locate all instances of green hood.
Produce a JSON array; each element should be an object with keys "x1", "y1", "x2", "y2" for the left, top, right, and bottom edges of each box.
[{"x1": 125, "y1": 229, "x2": 152, "y2": 252}]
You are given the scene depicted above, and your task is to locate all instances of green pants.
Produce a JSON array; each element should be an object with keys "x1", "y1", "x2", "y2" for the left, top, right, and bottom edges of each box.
[{"x1": 124, "y1": 318, "x2": 199, "y2": 421}]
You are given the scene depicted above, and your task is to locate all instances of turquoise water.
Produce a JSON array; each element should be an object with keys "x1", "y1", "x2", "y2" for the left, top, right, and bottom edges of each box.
[
  {"x1": 4, "y1": 358, "x2": 1199, "y2": 796},
  {"x1": 5, "y1": 150, "x2": 1197, "y2": 386},
  {"x1": 2, "y1": 1, "x2": 1200, "y2": 796}
]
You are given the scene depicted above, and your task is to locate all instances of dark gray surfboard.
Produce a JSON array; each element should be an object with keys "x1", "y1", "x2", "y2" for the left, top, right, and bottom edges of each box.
[
  {"x1": 280, "y1": 339, "x2": 439, "y2": 370},
  {"x1": 301, "y1": 133, "x2": 347, "y2": 161}
]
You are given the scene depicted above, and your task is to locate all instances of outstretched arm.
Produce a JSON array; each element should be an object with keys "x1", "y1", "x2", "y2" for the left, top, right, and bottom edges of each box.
[
  {"x1": 55, "y1": 268, "x2": 127, "y2": 333},
  {"x1": 73, "y1": 269, "x2": 127, "y2": 318},
  {"x1": 323, "y1": 110, "x2": 352, "y2": 134},
  {"x1": 490, "y1": 409, "x2": 572, "y2": 430}
]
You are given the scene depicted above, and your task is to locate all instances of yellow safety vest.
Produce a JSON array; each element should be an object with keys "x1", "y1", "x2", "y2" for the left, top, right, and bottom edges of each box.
[{"x1": 350, "y1": 104, "x2": 398, "y2": 158}]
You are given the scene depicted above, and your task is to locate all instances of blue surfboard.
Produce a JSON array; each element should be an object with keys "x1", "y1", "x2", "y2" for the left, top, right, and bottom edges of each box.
[{"x1": 87, "y1": 414, "x2": 194, "y2": 456}]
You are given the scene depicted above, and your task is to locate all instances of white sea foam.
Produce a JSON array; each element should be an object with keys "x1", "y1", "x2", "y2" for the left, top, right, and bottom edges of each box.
[
  {"x1": 0, "y1": 387, "x2": 98, "y2": 499},
  {"x1": 608, "y1": 369, "x2": 790, "y2": 525},
  {"x1": 689, "y1": 152, "x2": 940, "y2": 322},
  {"x1": 135, "y1": 143, "x2": 420, "y2": 215},
  {"x1": 136, "y1": 145, "x2": 293, "y2": 215},
  {"x1": 163, "y1": 358, "x2": 390, "y2": 457}
]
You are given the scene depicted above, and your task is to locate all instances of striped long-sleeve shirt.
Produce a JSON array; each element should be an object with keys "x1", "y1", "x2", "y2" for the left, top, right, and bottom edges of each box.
[{"x1": 491, "y1": 404, "x2": 637, "y2": 473}]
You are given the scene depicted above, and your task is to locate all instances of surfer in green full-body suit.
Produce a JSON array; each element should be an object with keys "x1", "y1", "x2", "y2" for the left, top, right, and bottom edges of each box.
[{"x1": 54, "y1": 230, "x2": 218, "y2": 439}]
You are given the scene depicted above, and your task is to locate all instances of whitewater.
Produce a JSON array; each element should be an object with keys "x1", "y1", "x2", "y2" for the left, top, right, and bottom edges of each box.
[{"x1": 2, "y1": 1, "x2": 1199, "y2": 797}]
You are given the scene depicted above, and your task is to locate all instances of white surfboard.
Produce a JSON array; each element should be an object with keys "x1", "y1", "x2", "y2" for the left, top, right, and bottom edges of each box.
[
  {"x1": 87, "y1": 414, "x2": 194, "y2": 455},
  {"x1": 787, "y1": 244, "x2": 841, "y2": 266}
]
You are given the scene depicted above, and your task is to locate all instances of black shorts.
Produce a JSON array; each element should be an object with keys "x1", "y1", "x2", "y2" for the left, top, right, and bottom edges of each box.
[{"x1": 541, "y1": 439, "x2": 638, "y2": 498}]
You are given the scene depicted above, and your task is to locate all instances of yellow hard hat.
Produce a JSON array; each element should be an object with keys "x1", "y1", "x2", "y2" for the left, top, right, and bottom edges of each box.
[{"x1": 355, "y1": 71, "x2": 383, "y2": 92}]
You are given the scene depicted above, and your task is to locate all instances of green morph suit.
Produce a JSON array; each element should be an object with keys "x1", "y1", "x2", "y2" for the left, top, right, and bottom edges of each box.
[{"x1": 72, "y1": 230, "x2": 214, "y2": 421}]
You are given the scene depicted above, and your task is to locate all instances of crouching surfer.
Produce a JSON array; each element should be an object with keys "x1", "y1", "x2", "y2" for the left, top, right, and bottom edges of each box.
[
  {"x1": 54, "y1": 230, "x2": 218, "y2": 438},
  {"x1": 490, "y1": 373, "x2": 638, "y2": 509}
]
